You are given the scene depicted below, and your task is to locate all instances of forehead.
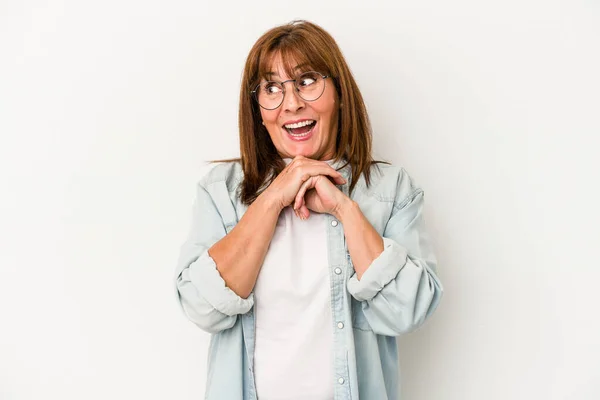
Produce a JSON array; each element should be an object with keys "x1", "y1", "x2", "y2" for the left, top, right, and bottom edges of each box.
[{"x1": 260, "y1": 51, "x2": 311, "y2": 80}]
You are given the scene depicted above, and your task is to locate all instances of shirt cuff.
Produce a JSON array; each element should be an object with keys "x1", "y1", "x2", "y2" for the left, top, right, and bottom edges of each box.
[
  {"x1": 347, "y1": 237, "x2": 408, "y2": 302},
  {"x1": 188, "y1": 250, "x2": 254, "y2": 316}
]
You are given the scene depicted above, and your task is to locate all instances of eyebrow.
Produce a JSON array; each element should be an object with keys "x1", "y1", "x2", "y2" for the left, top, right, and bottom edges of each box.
[{"x1": 265, "y1": 63, "x2": 309, "y2": 78}]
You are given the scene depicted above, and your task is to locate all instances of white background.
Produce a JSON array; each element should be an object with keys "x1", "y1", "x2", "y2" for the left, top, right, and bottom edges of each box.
[{"x1": 1, "y1": 1, "x2": 599, "y2": 399}]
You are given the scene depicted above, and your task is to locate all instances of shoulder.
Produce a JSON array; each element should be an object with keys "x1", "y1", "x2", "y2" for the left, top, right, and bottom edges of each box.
[
  {"x1": 355, "y1": 162, "x2": 423, "y2": 206},
  {"x1": 197, "y1": 161, "x2": 243, "y2": 194}
]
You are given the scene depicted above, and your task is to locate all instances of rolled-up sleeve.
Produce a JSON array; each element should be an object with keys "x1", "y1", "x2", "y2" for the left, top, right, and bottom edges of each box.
[
  {"x1": 347, "y1": 187, "x2": 443, "y2": 336},
  {"x1": 174, "y1": 182, "x2": 253, "y2": 334}
]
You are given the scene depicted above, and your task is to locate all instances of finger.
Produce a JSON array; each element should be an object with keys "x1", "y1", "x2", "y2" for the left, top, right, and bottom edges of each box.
[
  {"x1": 298, "y1": 170, "x2": 346, "y2": 187},
  {"x1": 332, "y1": 174, "x2": 347, "y2": 185},
  {"x1": 299, "y1": 203, "x2": 310, "y2": 220},
  {"x1": 292, "y1": 163, "x2": 346, "y2": 184},
  {"x1": 293, "y1": 201, "x2": 308, "y2": 219},
  {"x1": 326, "y1": 176, "x2": 347, "y2": 186},
  {"x1": 294, "y1": 177, "x2": 314, "y2": 210}
]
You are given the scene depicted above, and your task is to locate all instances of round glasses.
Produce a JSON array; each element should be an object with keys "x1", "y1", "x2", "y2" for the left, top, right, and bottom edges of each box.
[{"x1": 251, "y1": 71, "x2": 329, "y2": 110}]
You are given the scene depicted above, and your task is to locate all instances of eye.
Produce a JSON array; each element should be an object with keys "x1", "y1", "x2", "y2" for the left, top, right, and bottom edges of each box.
[
  {"x1": 298, "y1": 77, "x2": 316, "y2": 87},
  {"x1": 264, "y1": 82, "x2": 282, "y2": 95}
]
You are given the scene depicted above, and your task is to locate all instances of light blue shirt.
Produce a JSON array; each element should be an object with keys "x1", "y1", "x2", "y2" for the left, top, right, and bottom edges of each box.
[{"x1": 174, "y1": 159, "x2": 443, "y2": 399}]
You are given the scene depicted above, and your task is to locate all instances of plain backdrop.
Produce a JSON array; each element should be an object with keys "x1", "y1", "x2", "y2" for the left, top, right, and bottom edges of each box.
[{"x1": 1, "y1": 1, "x2": 599, "y2": 399}]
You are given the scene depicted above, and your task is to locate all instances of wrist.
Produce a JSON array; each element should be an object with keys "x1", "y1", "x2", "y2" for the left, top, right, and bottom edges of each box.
[
  {"x1": 333, "y1": 196, "x2": 356, "y2": 222},
  {"x1": 256, "y1": 191, "x2": 284, "y2": 214}
]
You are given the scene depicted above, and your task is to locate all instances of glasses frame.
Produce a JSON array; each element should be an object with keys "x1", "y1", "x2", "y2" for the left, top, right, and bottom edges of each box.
[{"x1": 250, "y1": 71, "x2": 330, "y2": 110}]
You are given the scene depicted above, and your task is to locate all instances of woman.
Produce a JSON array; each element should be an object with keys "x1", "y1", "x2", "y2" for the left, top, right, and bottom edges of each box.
[{"x1": 174, "y1": 20, "x2": 443, "y2": 400}]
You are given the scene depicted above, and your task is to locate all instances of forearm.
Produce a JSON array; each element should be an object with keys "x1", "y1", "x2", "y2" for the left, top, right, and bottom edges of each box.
[
  {"x1": 343, "y1": 189, "x2": 444, "y2": 335},
  {"x1": 334, "y1": 199, "x2": 384, "y2": 280},
  {"x1": 209, "y1": 193, "x2": 281, "y2": 299}
]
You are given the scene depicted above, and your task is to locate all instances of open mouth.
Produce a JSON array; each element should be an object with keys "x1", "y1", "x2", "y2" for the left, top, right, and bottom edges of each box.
[{"x1": 283, "y1": 120, "x2": 316, "y2": 138}]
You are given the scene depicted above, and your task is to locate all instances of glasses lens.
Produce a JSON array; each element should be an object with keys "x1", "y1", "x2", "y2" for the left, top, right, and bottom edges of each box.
[
  {"x1": 296, "y1": 72, "x2": 325, "y2": 102},
  {"x1": 253, "y1": 72, "x2": 326, "y2": 109},
  {"x1": 256, "y1": 81, "x2": 283, "y2": 110}
]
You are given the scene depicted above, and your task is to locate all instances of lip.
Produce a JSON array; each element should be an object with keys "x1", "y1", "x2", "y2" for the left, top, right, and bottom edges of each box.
[
  {"x1": 284, "y1": 121, "x2": 317, "y2": 142},
  {"x1": 281, "y1": 118, "x2": 315, "y2": 128}
]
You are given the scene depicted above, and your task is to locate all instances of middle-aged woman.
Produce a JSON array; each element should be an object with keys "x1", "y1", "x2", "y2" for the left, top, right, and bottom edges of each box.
[{"x1": 174, "y1": 20, "x2": 443, "y2": 400}]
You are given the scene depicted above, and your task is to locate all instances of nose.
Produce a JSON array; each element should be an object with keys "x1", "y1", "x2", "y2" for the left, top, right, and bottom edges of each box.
[{"x1": 282, "y1": 81, "x2": 305, "y2": 112}]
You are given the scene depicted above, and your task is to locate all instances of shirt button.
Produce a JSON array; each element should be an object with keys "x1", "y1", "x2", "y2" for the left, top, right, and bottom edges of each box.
[
  {"x1": 331, "y1": 220, "x2": 338, "y2": 227},
  {"x1": 337, "y1": 322, "x2": 344, "y2": 329},
  {"x1": 338, "y1": 377, "x2": 345, "y2": 384},
  {"x1": 334, "y1": 267, "x2": 342, "y2": 275}
]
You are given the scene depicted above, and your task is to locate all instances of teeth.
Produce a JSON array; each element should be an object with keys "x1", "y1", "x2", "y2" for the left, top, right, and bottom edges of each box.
[
  {"x1": 284, "y1": 120, "x2": 314, "y2": 129},
  {"x1": 288, "y1": 131, "x2": 311, "y2": 137}
]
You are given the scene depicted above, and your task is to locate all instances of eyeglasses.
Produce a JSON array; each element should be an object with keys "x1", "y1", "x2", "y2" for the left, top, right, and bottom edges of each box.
[{"x1": 251, "y1": 71, "x2": 329, "y2": 110}]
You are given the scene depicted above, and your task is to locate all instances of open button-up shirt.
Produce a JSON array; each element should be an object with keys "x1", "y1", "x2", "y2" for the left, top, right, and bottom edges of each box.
[{"x1": 174, "y1": 159, "x2": 443, "y2": 400}]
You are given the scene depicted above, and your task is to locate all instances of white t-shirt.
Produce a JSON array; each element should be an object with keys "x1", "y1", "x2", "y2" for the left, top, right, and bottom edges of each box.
[{"x1": 253, "y1": 160, "x2": 334, "y2": 400}]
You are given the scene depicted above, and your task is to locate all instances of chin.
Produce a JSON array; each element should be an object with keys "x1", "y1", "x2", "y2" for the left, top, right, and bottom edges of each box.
[{"x1": 287, "y1": 148, "x2": 317, "y2": 159}]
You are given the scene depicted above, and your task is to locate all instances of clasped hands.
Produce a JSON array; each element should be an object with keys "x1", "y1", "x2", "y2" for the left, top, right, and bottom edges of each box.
[{"x1": 264, "y1": 155, "x2": 352, "y2": 220}]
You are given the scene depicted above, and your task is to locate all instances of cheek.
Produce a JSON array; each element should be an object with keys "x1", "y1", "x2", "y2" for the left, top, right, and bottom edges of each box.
[
  {"x1": 261, "y1": 109, "x2": 279, "y2": 125},
  {"x1": 314, "y1": 91, "x2": 338, "y2": 120},
  {"x1": 261, "y1": 110, "x2": 283, "y2": 142},
  {"x1": 314, "y1": 102, "x2": 337, "y2": 124}
]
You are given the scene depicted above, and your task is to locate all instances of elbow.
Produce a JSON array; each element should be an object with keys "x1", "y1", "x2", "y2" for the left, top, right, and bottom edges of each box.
[
  {"x1": 190, "y1": 311, "x2": 238, "y2": 335},
  {"x1": 369, "y1": 312, "x2": 424, "y2": 336},
  {"x1": 396, "y1": 281, "x2": 444, "y2": 335},
  {"x1": 368, "y1": 281, "x2": 443, "y2": 336},
  {"x1": 174, "y1": 259, "x2": 253, "y2": 334},
  {"x1": 178, "y1": 295, "x2": 238, "y2": 334}
]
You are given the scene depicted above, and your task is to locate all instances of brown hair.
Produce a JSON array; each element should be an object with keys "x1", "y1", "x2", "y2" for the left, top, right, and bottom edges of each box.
[{"x1": 214, "y1": 20, "x2": 388, "y2": 205}]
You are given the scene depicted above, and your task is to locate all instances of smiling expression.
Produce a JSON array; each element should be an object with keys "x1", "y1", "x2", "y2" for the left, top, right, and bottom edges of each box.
[{"x1": 259, "y1": 54, "x2": 339, "y2": 161}]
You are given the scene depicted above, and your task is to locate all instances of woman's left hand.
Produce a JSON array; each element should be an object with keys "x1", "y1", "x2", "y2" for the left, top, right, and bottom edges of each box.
[{"x1": 293, "y1": 175, "x2": 349, "y2": 219}]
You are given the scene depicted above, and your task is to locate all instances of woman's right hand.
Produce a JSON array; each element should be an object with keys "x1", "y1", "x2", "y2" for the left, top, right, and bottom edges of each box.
[{"x1": 261, "y1": 155, "x2": 347, "y2": 212}]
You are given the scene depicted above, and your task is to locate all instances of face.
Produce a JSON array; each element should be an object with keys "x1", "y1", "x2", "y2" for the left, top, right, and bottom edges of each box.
[{"x1": 259, "y1": 54, "x2": 339, "y2": 160}]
